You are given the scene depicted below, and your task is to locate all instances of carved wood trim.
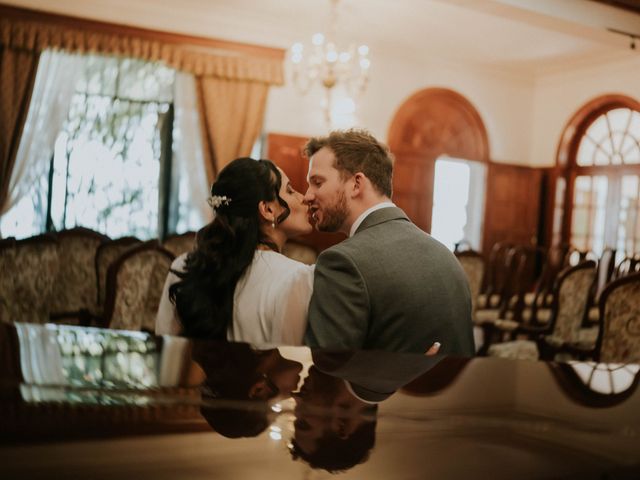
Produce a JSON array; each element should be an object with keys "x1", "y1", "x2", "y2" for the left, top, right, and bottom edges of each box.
[
  {"x1": 555, "y1": 93, "x2": 640, "y2": 169},
  {"x1": 0, "y1": 4, "x2": 285, "y2": 60},
  {"x1": 388, "y1": 87, "x2": 490, "y2": 161}
]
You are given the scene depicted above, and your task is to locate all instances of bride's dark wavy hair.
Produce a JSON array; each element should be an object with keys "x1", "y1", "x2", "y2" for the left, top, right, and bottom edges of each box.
[{"x1": 169, "y1": 157, "x2": 290, "y2": 339}]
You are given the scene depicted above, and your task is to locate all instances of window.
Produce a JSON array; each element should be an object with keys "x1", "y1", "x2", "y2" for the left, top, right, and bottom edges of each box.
[
  {"x1": 51, "y1": 55, "x2": 175, "y2": 239},
  {"x1": 554, "y1": 103, "x2": 640, "y2": 260},
  {"x1": 0, "y1": 52, "x2": 204, "y2": 240},
  {"x1": 430, "y1": 157, "x2": 486, "y2": 251}
]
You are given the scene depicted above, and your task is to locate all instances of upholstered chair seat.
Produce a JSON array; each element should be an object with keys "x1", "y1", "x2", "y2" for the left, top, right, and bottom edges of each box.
[
  {"x1": 521, "y1": 307, "x2": 552, "y2": 324},
  {"x1": 474, "y1": 308, "x2": 501, "y2": 324},
  {"x1": 488, "y1": 340, "x2": 539, "y2": 361}
]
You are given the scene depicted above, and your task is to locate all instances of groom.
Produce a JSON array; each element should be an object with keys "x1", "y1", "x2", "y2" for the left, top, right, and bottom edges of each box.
[{"x1": 303, "y1": 129, "x2": 474, "y2": 355}]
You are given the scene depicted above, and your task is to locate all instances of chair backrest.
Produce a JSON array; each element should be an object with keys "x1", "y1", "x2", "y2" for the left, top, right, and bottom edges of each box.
[
  {"x1": 104, "y1": 244, "x2": 174, "y2": 332},
  {"x1": 529, "y1": 244, "x2": 570, "y2": 309},
  {"x1": 455, "y1": 250, "x2": 485, "y2": 313},
  {"x1": 50, "y1": 227, "x2": 108, "y2": 315},
  {"x1": 481, "y1": 242, "x2": 513, "y2": 296},
  {"x1": 95, "y1": 236, "x2": 142, "y2": 307},
  {"x1": 549, "y1": 261, "x2": 597, "y2": 343},
  {"x1": 512, "y1": 245, "x2": 545, "y2": 296},
  {"x1": 613, "y1": 254, "x2": 640, "y2": 281},
  {"x1": 2, "y1": 235, "x2": 59, "y2": 325},
  {"x1": 0, "y1": 238, "x2": 17, "y2": 324},
  {"x1": 162, "y1": 232, "x2": 196, "y2": 257},
  {"x1": 596, "y1": 272, "x2": 640, "y2": 363},
  {"x1": 593, "y1": 247, "x2": 617, "y2": 301},
  {"x1": 566, "y1": 248, "x2": 598, "y2": 266},
  {"x1": 282, "y1": 241, "x2": 318, "y2": 265}
]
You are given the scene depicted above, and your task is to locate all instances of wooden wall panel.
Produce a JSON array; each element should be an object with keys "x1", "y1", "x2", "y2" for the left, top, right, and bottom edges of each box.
[
  {"x1": 391, "y1": 152, "x2": 435, "y2": 232},
  {"x1": 266, "y1": 133, "x2": 344, "y2": 253},
  {"x1": 482, "y1": 163, "x2": 543, "y2": 252}
]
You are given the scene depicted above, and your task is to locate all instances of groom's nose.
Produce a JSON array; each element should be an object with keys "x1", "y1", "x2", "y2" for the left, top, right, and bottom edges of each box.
[{"x1": 303, "y1": 189, "x2": 313, "y2": 204}]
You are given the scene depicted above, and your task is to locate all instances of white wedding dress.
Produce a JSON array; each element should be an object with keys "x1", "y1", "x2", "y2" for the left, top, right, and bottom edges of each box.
[{"x1": 155, "y1": 250, "x2": 314, "y2": 346}]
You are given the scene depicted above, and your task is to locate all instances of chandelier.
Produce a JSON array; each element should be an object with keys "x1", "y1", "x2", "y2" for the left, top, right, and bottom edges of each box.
[{"x1": 289, "y1": 0, "x2": 371, "y2": 127}]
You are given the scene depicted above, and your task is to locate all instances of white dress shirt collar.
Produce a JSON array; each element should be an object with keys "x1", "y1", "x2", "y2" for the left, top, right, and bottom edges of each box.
[{"x1": 349, "y1": 201, "x2": 395, "y2": 237}]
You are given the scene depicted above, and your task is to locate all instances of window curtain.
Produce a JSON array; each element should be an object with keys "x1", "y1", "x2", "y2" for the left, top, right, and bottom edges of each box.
[
  {"x1": 197, "y1": 77, "x2": 270, "y2": 181},
  {"x1": 0, "y1": 45, "x2": 40, "y2": 222},
  {"x1": 172, "y1": 71, "x2": 211, "y2": 232},
  {"x1": 463, "y1": 161, "x2": 487, "y2": 251},
  {"x1": 0, "y1": 49, "x2": 83, "y2": 235},
  {"x1": 0, "y1": 11, "x2": 283, "y2": 232}
]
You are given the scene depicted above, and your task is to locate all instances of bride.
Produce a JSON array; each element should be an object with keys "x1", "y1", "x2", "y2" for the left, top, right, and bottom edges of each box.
[{"x1": 155, "y1": 157, "x2": 314, "y2": 345}]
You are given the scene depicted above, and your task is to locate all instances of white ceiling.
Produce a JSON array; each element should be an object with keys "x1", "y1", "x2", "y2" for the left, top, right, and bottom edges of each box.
[{"x1": 3, "y1": 0, "x2": 640, "y2": 74}]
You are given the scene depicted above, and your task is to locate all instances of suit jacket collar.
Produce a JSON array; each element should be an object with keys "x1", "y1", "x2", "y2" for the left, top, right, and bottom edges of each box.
[{"x1": 355, "y1": 206, "x2": 409, "y2": 235}]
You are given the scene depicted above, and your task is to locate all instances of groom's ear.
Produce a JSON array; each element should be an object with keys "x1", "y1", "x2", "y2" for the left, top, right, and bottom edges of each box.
[{"x1": 351, "y1": 172, "x2": 366, "y2": 198}]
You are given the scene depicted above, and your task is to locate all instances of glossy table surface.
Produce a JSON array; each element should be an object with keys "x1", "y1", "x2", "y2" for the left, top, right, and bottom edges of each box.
[{"x1": 1, "y1": 322, "x2": 639, "y2": 479}]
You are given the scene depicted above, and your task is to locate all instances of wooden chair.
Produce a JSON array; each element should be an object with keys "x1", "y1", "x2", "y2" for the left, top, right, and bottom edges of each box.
[
  {"x1": 282, "y1": 240, "x2": 318, "y2": 265},
  {"x1": 519, "y1": 244, "x2": 570, "y2": 327},
  {"x1": 489, "y1": 261, "x2": 597, "y2": 361},
  {"x1": 475, "y1": 246, "x2": 526, "y2": 323},
  {"x1": 162, "y1": 232, "x2": 196, "y2": 257},
  {"x1": 506, "y1": 245, "x2": 545, "y2": 322},
  {"x1": 49, "y1": 227, "x2": 109, "y2": 323},
  {"x1": 0, "y1": 235, "x2": 59, "y2": 325},
  {"x1": 94, "y1": 236, "x2": 142, "y2": 312},
  {"x1": 595, "y1": 272, "x2": 640, "y2": 363},
  {"x1": 103, "y1": 244, "x2": 174, "y2": 332},
  {"x1": 476, "y1": 242, "x2": 513, "y2": 311},
  {"x1": 475, "y1": 246, "x2": 528, "y2": 354}
]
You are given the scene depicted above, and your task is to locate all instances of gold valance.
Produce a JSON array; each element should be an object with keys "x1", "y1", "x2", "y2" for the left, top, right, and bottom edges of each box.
[{"x1": 0, "y1": 16, "x2": 284, "y2": 85}]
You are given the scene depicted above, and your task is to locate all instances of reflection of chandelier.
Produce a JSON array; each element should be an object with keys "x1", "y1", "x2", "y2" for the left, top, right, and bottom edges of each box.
[{"x1": 289, "y1": 0, "x2": 370, "y2": 127}]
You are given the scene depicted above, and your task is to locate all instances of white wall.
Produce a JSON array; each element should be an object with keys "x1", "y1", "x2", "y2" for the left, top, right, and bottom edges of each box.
[
  {"x1": 264, "y1": 47, "x2": 536, "y2": 165},
  {"x1": 530, "y1": 55, "x2": 640, "y2": 167},
  {"x1": 266, "y1": 47, "x2": 640, "y2": 169}
]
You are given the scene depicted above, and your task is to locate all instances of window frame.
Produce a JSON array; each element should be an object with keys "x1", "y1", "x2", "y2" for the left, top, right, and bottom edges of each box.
[{"x1": 552, "y1": 95, "x2": 640, "y2": 256}]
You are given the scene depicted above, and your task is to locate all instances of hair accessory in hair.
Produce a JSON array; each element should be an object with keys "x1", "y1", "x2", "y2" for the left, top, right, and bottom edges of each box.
[{"x1": 208, "y1": 195, "x2": 232, "y2": 210}]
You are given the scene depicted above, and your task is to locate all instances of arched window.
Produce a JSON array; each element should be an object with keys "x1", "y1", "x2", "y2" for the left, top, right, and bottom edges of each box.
[{"x1": 554, "y1": 96, "x2": 640, "y2": 260}]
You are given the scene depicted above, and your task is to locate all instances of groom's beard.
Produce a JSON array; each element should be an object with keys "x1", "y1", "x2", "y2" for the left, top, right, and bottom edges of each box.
[{"x1": 317, "y1": 190, "x2": 348, "y2": 233}]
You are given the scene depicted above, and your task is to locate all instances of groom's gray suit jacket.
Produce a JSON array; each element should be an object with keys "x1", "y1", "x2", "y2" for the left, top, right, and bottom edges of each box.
[{"x1": 305, "y1": 207, "x2": 475, "y2": 355}]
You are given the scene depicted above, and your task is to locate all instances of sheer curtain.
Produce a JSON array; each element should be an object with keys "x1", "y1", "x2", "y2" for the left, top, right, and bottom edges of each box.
[
  {"x1": 0, "y1": 49, "x2": 83, "y2": 237},
  {"x1": 172, "y1": 71, "x2": 211, "y2": 232}
]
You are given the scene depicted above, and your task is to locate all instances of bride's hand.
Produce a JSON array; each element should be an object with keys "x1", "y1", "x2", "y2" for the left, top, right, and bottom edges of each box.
[{"x1": 424, "y1": 342, "x2": 441, "y2": 356}]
